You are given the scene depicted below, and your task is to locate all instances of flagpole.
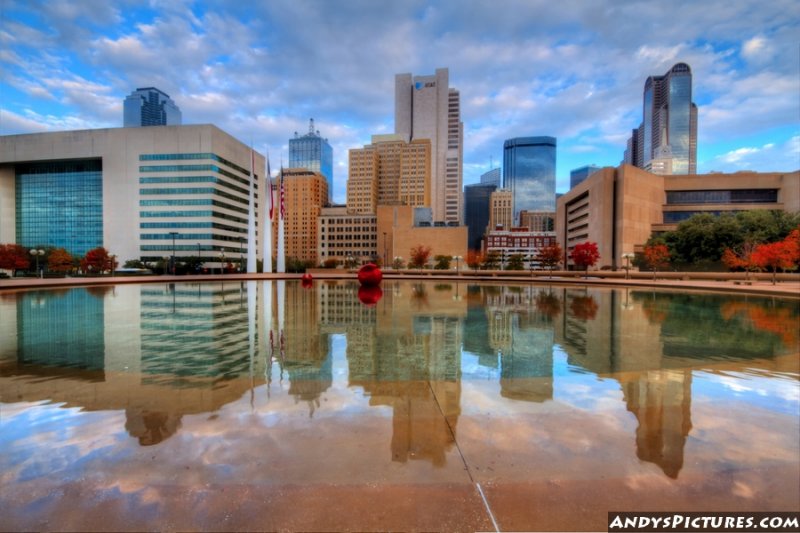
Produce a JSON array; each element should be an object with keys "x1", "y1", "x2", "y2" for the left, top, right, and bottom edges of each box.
[
  {"x1": 277, "y1": 166, "x2": 286, "y2": 273},
  {"x1": 246, "y1": 147, "x2": 257, "y2": 273},
  {"x1": 264, "y1": 153, "x2": 273, "y2": 274}
]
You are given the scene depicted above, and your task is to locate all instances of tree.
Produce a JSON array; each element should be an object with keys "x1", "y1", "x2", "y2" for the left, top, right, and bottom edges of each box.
[
  {"x1": 482, "y1": 250, "x2": 500, "y2": 270},
  {"x1": 465, "y1": 250, "x2": 483, "y2": 270},
  {"x1": 124, "y1": 259, "x2": 146, "y2": 269},
  {"x1": 391, "y1": 256, "x2": 405, "y2": 269},
  {"x1": 47, "y1": 248, "x2": 74, "y2": 273},
  {"x1": 643, "y1": 244, "x2": 670, "y2": 280},
  {"x1": 722, "y1": 241, "x2": 759, "y2": 281},
  {"x1": 80, "y1": 247, "x2": 117, "y2": 275},
  {"x1": 0, "y1": 244, "x2": 30, "y2": 275},
  {"x1": 752, "y1": 240, "x2": 796, "y2": 285},
  {"x1": 569, "y1": 242, "x2": 600, "y2": 278},
  {"x1": 433, "y1": 255, "x2": 452, "y2": 270},
  {"x1": 409, "y1": 245, "x2": 432, "y2": 269},
  {"x1": 506, "y1": 254, "x2": 525, "y2": 270},
  {"x1": 536, "y1": 243, "x2": 563, "y2": 274}
]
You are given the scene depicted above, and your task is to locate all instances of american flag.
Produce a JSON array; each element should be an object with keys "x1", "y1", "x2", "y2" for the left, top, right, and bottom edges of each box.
[{"x1": 279, "y1": 167, "x2": 285, "y2": 220}]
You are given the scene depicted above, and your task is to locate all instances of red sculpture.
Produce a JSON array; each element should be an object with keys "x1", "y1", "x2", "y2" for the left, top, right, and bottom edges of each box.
[
  {"x1": 357, "y1": 263, "x2": 382, "y2": 286},
  {"x1": 301, "y1": 273, "x2": 313, "y2": 288},
  {"x1": 358, "y1": 285, "x2": 383, "y2": 306}
]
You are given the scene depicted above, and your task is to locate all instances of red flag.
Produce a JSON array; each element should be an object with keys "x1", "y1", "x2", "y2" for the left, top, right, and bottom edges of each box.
[{"x1": 279, "y1": 167, "x2": 285, "y2": 220}]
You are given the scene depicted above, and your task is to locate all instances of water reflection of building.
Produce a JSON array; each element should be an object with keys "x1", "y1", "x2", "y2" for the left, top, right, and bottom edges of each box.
[
  {"x1": 284, "y1": 282, "x2": 332, "y2": 416},
  {"x1": 554, "y1": 288, "x2": 693, "y2": 478},
  {"x1": 484, "y1": 285, "x2": 554, "y2": 402},
  {"x1": 0, "y1": 284, "x2": 264, "y2": 447},
  {"x1": 346, "y1": 281, "x2": 465, "y2": 466}
]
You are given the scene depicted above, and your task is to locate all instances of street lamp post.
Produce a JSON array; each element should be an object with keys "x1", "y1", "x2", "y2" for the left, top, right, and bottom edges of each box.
[
  {"x1": 383, "y1": 232, "x2": 387, "y2": 268},
  {"x1": 169, "y1": 231, "x2": 178, "y2": 275},
  {"x1": 621, "y1": 252, "x2": 635, "y2": 280},
  {"x1": 197, "y1": 243, "x2": 201, "y2": 273},
  {"x1": 29, "y1": 249, "x2": 44, "y2": 278},
  {"x1": 239, "y1": 236, "x2": 244, "y2": 273},
  {"x1": 454, "y1": 255, "x2": 462, "y2": 273},
  {"x1": 110, "y1": 255, "x2": 116, "y2": 276},
  {"x1": 219, "y1": 252, "x2": 226, "y2": 275}
]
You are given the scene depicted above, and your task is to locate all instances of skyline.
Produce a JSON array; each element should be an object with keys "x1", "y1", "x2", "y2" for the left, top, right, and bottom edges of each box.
[{"x1": 1, "y1": 0, "x2": 799, "y2": 204}]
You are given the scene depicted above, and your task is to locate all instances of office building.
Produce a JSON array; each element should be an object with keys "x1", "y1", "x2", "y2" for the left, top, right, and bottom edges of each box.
[
  {"x1": 279, "y1": 168, "x2": 328, "y2": 264},
  {"x1": 503, "y1": 137, "x2": 556, "y2": 223},
  {"x1": 623, "y1": 63, "x2": 698, "y2": 175},
  {"x1": 555, "y1": 165, "x2": 799, "y2": 269},
  {"x1": 519, "y1": 210, "x2": 555, "y2": 233},
  {"x1": 289, "y1": 118, "x2": 334, "y2": 203},
  {"x1": 480, "y1": 167, "x2": 501, "y2": 187},
  {"x1": 484, "y1": 227, "x2": 556, "y2": 270},
  {"x1": 489, "y1": 189, "x2": 513, "y2": 234},
  {"x1": 317, "y1": 206, "x2": 377, "y2": 266},
  {"x1": 347, "y1": 134, "x2": 431, "y2": 215},
  {"x1": 123, "y1": 87, "x2": 182, "y2": 127},
  {"x1": 570, "y1": 165, "x2": 601, "y2": 189},
  {"x1": 376, "y1": 205, "x2": 467, "y2": 267},
  {"x1": 464, "y1": 183, "x2": 497, "y2": 251},
  {"x1": 0, "y1": 126, "x2": 265, "y2": 263},
  {"x1": 395, "y1": 68, "x2": 463, "y2": 223}
]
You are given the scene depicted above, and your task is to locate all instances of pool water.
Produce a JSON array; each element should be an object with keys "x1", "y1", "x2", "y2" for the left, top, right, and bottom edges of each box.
[{"x1": 1, "y1": 280, "x2": 798, "y2": 531}]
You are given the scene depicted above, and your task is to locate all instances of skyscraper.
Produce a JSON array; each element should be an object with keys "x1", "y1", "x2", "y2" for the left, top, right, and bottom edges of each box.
[
  {"x1": 289, "y1": 118, "x2": 334, "y2": 203},
  {"x1": 623, "y1": 63, "x2": 698, "y2": 175},
  {"x1": 395, "y1": 68, "x2": 463, "y2": 224},
  {"x1": 503, "y1": 136, "x2": 556, "y2": 223},
  {"x1": 464, "y1": 182, "x2": 496, "y2": 250},
  {"x1": 123, "y1": 87, "x2": 182, "y2": 127},
  {"x1": 570, "y1": 164, "x2": 600, "y2": 189},
  {"x1": 480, "y1": 167, "x2": 501, "y2": 187}
]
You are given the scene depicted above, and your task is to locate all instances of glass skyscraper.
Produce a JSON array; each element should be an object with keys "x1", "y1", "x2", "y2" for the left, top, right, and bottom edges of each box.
[
  {"x1": 289, "y1": 119, "x2": 333, "y2": 203},
  {"x1": 464, "y1": 182, "x2": 497, "y2": 251},
  {"x1": 623, "y1": 63, "x2": 697, "y2": 175},
  {"x1": 502, "y1": 137, "x2": 556, "y2": 223},
  {"x1": 16, "y1": 160, "x2": 103, "y2": 256},
  {"x1": 124, "y1": 87, "x2": 182, "y2": 127}
]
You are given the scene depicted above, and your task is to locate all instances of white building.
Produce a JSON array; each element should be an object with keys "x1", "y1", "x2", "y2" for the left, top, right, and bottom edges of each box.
[{"x1": 0, "y1": 125, "x2": 265, "y2": 266}]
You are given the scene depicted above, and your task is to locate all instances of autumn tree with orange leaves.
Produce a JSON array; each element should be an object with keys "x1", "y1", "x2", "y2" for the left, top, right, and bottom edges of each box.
[
  {"x1": 536, "y1": 243, "x2": 563, "y2": 274},
  {"x1": 643, "y1": 243, "x2": 671, "y2": 280},
  {"x1": 409, "y1": 245, "x2": 432, "y2": 269},
  {"x1": 80, "y1": 247, "x2": 118, "y2": 275},
  {"x1": 569, "y1": 241, "x2": 600, "y2": 278},
  {"x1": 0, "y1": 244, "x2": 30, "y2": 275},
  {"x1": 47, "y1": 248, "x2": 75, "y2": 273}
]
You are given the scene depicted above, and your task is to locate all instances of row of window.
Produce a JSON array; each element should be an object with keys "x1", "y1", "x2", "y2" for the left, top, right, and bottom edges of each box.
[
  {"x1": 140, "y1": 221, "x2": 245, "y2": 232},
  {"x1": 665, "y1": 189, "x2": 778, "y2": 205},
  {"x1": 140, "y1": 152, "x2": 251, "y2": 176},
  {"x1": 140, "y1": 210, "x2": 249, "y2": 225},
  {"x1": 140, "y1": 164, "x2": 254, "y2": 189},
  {"x1": 140, "y1": 199, "x2": 249, "y2": 215},
  {"x1": 139, "y1": 175, "x2": 255, "y2": 198},
  {"x1": 140, "y1": 187, "x2": 255, "y2": 209}
]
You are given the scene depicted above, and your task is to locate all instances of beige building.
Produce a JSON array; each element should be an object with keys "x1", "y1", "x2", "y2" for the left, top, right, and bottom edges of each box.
[
  {"x1": 317, "y1": 206, "x2": 377, "y2": 265},
  {"x1": 489, "y1": 189, "x2": 513, "y2": 231},
  {"x1": 520, "y1": 210, "x2": 555, "y2": 232},
  {"x1": 377, "y1": 205, "x2": 467, "y2": 267},
  {"x1": 395, "y1": 68, "x2": 463, "y2": 223},
  {"x1": 0, "y1": 125, "x2": 265, "y2": 266},
  {"x1": 556, "y1": 165, "x2": 800, "y2": 269},
  {"x1": 347, "y1": 134, "x2": 430, "y2": 215},
  {"x1": 279, "y1": 168, "x2": 328, "y2": 264}
]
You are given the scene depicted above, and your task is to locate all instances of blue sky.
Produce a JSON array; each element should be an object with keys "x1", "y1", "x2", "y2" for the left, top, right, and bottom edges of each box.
[{"x1": 1, "y1": 0, "x2": 798, "y2": 203}]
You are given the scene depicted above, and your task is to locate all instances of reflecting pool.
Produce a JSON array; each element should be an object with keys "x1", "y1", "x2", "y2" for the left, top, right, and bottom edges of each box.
[{"x1": 1, "y1": 281, "x2": 798, "y2": 532}]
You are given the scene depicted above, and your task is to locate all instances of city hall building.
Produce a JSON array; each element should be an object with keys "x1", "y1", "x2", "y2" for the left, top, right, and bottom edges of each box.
[
  {"x1": 556, "y1": 164, "x2": 800, "y2": 269},
  {"x1": 0, "y1": 125, "x2": 266, "y2": 265}
]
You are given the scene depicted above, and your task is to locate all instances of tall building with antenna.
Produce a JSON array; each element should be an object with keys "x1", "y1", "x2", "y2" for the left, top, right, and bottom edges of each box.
[
  {"x1": 289, "y1": 119, "x2": 333, "y2": 203},
  {"x1": 123, "y1": 87, "x2": 181, "y2": 127}
]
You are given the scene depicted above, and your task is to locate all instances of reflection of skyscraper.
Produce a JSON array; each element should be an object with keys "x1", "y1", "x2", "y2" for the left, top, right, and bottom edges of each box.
[
  {"x1": 621, "y1": 370, "x2": 692, "y2": 479},
  {"x1": 503, "y1": 136, "x2": 556, "y2": 223}
]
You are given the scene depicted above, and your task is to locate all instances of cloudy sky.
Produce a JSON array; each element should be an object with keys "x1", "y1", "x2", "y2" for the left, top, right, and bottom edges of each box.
[{"x1": 1, "y1": 0, "x2": 798, "y2": 202}]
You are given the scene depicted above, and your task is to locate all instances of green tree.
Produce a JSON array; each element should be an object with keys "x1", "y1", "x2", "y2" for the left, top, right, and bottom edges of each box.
[
  {"x1": 482, "y1": 250, "x2": 500, "y2": 270},
  {"x1": 433, "y1": 255, "x2": 452, "y2": 270},
  {"x1": 506, "y1": 254, "x2": 525, "y2": 270}
]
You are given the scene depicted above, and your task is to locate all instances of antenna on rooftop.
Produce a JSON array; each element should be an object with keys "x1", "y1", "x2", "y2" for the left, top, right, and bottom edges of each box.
[{"x1": 309, "y1": 118, "x2": 315, "y2": 135}]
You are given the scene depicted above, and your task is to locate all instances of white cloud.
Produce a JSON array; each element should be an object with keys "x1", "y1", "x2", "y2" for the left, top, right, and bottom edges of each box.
[{"x1": 700, "y1": 136, "x2": 800, "y2": 172}]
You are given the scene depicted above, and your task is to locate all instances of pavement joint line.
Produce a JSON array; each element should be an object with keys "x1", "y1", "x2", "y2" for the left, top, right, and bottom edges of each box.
[{"x1": 427, "y1": 380, "x2": 501, "y2": 533}]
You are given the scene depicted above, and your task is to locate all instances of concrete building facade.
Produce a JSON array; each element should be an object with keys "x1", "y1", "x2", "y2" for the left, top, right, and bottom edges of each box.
[
  {"x1": 317, "y1": 206, "x2": 378, "y2": 266},
  {"x1": 395, "y1": 68, "x2": 463, "y2": 223},
  {"x1": 376, "y1": 205, "x2": 467, "y2": 267},
  {"x1": 0, "y1": 126, "x2": 265, "y2": 264},
  {"x1": 555, "y1": 165, "x2": 800, "y2": 269},
  {"x1": 484, "y1": 226, "x2": 557, "y2": 269}
]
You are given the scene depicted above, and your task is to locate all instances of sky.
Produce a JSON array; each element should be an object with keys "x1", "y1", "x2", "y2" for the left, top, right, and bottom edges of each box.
[{"x1": 1, "y1": 0, "x2": 798, "y2": 203}]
